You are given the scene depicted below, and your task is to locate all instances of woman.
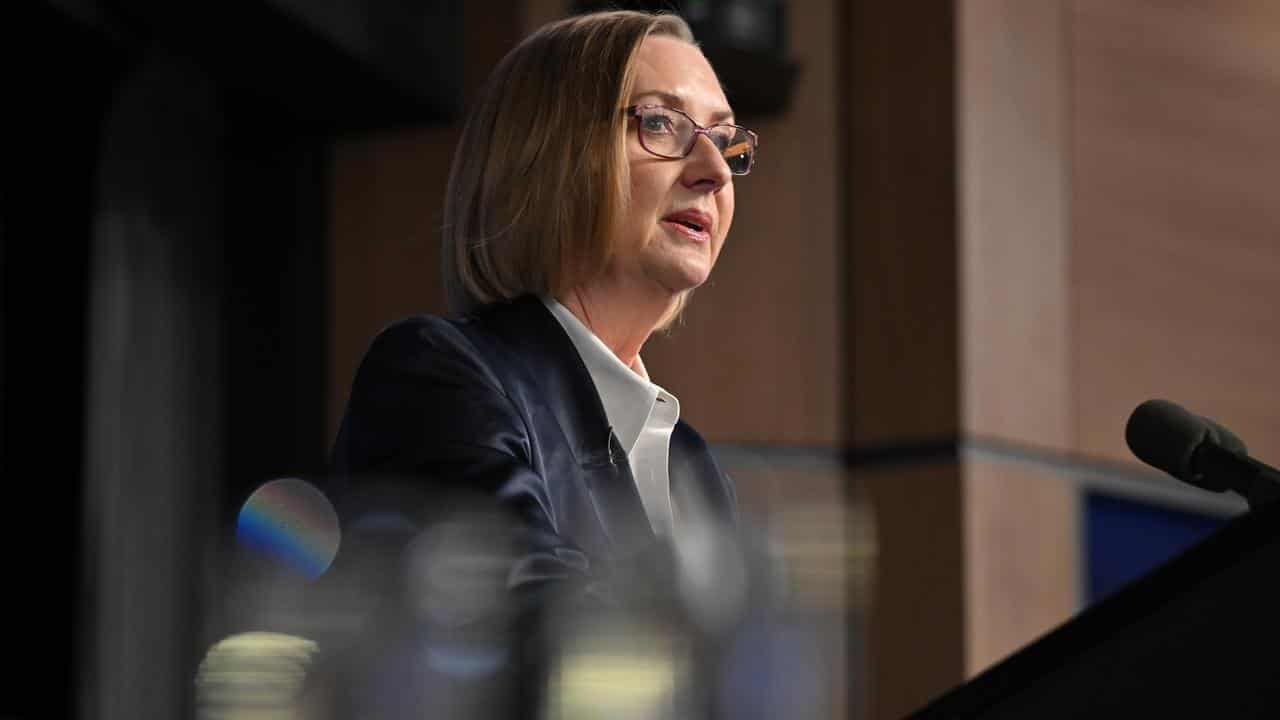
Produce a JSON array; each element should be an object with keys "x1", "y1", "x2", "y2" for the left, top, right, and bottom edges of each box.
[{"x1": 333, "y1": 10, "x2": 758, "y2": 610}]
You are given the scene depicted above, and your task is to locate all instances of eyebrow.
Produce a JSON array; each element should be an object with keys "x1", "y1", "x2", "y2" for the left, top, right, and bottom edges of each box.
[{"x1": 631, "y1": 90, "x2": 736, "y2": 123}]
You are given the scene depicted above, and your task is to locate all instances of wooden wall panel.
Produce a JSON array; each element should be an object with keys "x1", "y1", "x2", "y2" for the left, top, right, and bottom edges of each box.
[
  {"x1": 843, "y1": 4, "x2": 966, "y2": 714},
  {"x1": 958, "y1": 0, "x2": 1071, "y2": 451},
  {"x1": 956, "y1": 0, "x2": 1079, "y2": 680},
  {"x1": 1071, "y1": 0, "x2": 1280, "y2": 465},
  {"x1": 644, "y1": 0, "x2": 842, "y2": 447},
  {"x1": 962, "y1": 453, "x2": 1078, "y2": 674},
  {"x1": 328, "y1": 127, "x2": 456, "y2": 435},
  {"x1": 860, "y1": 460, "x2": 965, "y2": 720},
  {"x1": 522, "y1": 0, "x2": 569, "y2": 35},
  {"x1": 845, "y1": 2, "x2": 959, "y2": 449}
]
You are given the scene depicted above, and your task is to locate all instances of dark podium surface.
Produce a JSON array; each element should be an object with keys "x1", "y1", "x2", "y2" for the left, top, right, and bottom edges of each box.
[{"x1": 910, "y1": 497, "x2": 1280, "y2": 719}]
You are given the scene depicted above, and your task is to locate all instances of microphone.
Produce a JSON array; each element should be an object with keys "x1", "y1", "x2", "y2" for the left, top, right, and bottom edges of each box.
[{"x1": 1125, "y1": 399, "x2": 1280, "y2": 509}]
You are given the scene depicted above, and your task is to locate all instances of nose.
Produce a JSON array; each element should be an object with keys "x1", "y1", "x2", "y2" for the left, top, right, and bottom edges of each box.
[{"x1": 681, "y1": 132, "x2": 732, "y2": 192}]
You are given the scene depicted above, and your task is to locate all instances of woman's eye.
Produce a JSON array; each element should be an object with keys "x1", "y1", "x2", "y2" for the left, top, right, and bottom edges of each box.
[{"x1": 641, "y1": 115, "x2": 675, "y2": 134}]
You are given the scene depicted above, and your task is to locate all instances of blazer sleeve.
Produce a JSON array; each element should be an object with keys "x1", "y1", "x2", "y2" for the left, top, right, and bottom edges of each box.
[{"x1": 332, "y1": 316, "x2": 616, "y2": 610}]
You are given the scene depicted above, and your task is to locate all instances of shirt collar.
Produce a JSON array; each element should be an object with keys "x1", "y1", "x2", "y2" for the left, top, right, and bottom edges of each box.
[{"x1": 541, "y1": 296, "x2": 661, "y2": 455}]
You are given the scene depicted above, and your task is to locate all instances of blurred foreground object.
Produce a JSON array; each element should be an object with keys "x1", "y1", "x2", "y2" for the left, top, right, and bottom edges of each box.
[
  {"x1": 545, "y1": 617, "x2": 692, "y2": 720},
  {"x1": 196, "y1": 632, "x2": 320, "y2": 720},
  {"x1": 209, "y1": 479, "x2": 863, "y2": 719}
]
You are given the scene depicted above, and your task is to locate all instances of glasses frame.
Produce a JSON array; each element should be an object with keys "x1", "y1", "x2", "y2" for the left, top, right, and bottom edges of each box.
[{"x1": 625, "y1": 104, "x2": 759, "y2": 176}]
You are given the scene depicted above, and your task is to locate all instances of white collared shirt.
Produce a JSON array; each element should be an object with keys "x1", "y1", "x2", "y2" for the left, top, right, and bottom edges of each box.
[{"x1": 541, "y1": 297, "x2": 681, "y2": 538}]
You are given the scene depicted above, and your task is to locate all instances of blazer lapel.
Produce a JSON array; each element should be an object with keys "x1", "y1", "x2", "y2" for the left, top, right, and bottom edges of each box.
[
  {"x1": 475, "y1": 296, "x2": 657, "y2": 559},
  {"x1": 578, "y1": 430, "x2": 658, "y2": 561},
  {"x1": 669, "y1": 421, "x2": 737, "y2": 528}
]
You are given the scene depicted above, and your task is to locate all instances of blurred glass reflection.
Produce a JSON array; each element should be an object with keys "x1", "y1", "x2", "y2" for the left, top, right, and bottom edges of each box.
[
  {"x1": 675, "y1": 519, "x2": 752, "y2": 635},
  {"x1": 769, "y1": 500, "x2": 877, "y2": 612},
  {"x1": 203, "y1": 478, "x2": 876, "y2": 719},
  {"x1": 196, "y1": 632, "x2": 319, "y2": 719},
  {"x1": 404, "y1": 508, "x2": 516, "y2": 629}
]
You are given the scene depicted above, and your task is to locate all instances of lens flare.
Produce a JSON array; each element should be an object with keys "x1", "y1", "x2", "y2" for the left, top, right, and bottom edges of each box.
[{"x1": 236, "y1": 478, "x2": 340, "y2": 579}]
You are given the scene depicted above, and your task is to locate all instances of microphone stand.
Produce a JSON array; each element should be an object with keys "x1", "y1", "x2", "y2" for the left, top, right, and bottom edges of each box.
[{"x1": 1193, "y1": 443, "x2": 1280, "y2": 510}]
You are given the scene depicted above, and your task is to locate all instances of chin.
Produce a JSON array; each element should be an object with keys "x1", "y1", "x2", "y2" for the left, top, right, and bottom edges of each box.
[
  {"x1": 658, "y1": 263, "x2": 712, "y2": 294},
  {"x1": 655, "y1": 251, "x2": 716, "y2": 286},
  {"x1": 638, "y1": 235, "x2": 717, "y2": 294}
]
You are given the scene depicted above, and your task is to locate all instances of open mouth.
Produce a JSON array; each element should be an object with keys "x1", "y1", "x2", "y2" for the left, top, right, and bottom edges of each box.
[{"x1": 662, "y1": 210, "x2": 712, "y2": 238}]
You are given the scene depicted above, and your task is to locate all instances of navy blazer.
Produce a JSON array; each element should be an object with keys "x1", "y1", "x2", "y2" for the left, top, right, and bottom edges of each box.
[{"x1": 332, "y1": 294, "x2": 736, "y2": 606}]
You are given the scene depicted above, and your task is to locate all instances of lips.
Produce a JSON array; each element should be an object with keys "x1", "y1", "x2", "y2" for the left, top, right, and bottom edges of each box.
[{"x1": 661, "y1": 208, "x2": 714, "y2": 242}]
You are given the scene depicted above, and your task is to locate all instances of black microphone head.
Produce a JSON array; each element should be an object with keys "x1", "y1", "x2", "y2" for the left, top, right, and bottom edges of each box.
[{"x1": 1125, "y1": 399, "x2": 1218, "y2": 484}]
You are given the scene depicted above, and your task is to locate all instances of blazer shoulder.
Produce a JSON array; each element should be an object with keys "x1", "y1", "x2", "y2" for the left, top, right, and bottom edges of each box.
[
  {"x1": 359, "y1": 313, "x2": 507, "y2": 394},
  {"x1": 336, "y1": 312, "x2": 532, "y2": 472},
  {"x1": 367, "y1": 313, "x2": 474, "y2": 357}
]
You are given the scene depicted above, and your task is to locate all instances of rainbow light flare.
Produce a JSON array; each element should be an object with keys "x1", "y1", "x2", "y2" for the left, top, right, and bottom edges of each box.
[{"x1": 236, "y1": 478, "x2": 340, "y2": 579}]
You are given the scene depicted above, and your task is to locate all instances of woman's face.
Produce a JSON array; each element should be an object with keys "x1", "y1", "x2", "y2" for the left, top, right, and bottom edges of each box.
[{"x1": 613, "y1": 35, "x2": 736, "y2": 302}]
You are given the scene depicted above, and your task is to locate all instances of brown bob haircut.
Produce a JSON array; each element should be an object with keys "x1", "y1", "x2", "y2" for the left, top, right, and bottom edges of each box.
[{"x1": 441, "y1": 11, "x2": 696, "y2": 315}]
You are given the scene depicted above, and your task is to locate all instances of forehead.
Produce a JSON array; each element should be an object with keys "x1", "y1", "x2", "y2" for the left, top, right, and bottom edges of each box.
[{"x1": 631, "y1": 35, "x2": 730, "y2": 116}]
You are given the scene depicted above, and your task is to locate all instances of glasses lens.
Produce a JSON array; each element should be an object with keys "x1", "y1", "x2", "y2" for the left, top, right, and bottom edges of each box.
[
  {"x1": 637, "y1": 107, "x2": 692, "y2": 158},
  {"x1": 716, "y1": 127, "x2": 754, "y2": 175}
]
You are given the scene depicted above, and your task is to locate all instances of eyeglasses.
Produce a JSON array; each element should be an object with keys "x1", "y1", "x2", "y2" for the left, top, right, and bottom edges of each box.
[{"x1": 625, "y1": 104, "x2": 759, "y2": 176}]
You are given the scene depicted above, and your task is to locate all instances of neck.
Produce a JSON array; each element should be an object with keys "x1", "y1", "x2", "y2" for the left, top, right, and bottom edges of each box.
[{"x1": 558, "y1": 281, "x2": 678, "y2": 372}]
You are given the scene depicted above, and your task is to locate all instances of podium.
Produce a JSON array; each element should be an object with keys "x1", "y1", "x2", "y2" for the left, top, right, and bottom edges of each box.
[{"x1": 910, "y1": 499, "x2": 1280, "y2": 718}]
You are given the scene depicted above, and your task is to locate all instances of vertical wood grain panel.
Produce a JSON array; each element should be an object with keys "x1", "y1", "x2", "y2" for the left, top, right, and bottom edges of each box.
[
  {"x1": 962, "y1": 455, "x2": 1079, "y2": 674},
  {"x1": 522, "y1": 0, "x2": 569, "y2": 35},
  {"x1": 956, "y1": 0, "x2": 1081, "y2": 680},
  {"x1": 845, "y1": 1, "x2": 959, "y2": 450},
  {"x1": 959, "y1": 0, "x2": 1071, "y2": 451},
  {"x1": 328, "y1": 127, "x2": 456, "y2": 436},
  {"x1": 843, "y1": 3, "x2": 966, "y2": 715},
  {"x1": 1071, "y1": 0, "x2": 1280, "y2": 465},
  {"x1": 861, "y1": 460, "x2": 965, "y2": 719}
]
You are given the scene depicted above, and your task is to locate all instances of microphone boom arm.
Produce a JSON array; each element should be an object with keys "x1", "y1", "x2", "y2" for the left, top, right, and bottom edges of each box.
[{"x1": 1194, "y1": 442, "x2": 1280, "y2": 510}]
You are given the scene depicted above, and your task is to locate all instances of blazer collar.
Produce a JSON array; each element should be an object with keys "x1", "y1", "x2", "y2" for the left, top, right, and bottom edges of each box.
[{"x1": 472, "y1": 295, "x2": 618, "y2": 466}]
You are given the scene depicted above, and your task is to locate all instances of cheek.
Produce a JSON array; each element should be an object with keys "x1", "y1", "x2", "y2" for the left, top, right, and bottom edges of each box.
[
  {"x1": 615, "y1": 171, "x2": 656, "y2": 258},
  {"x1": 632, "y1": 159, "x2": 666, "y2": 195},
  {"x1": 626, "y1": 165, "x2": 669, "y2": 225}
]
